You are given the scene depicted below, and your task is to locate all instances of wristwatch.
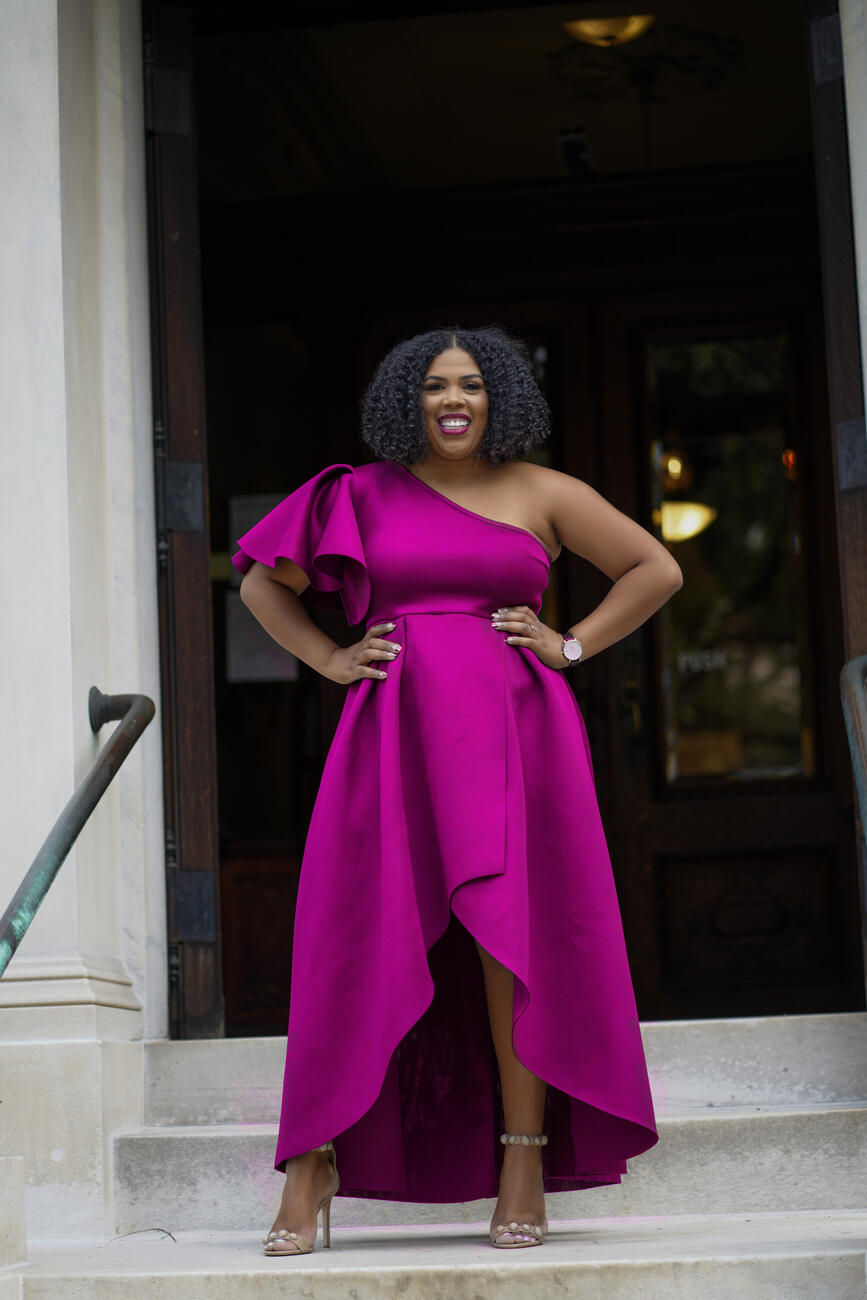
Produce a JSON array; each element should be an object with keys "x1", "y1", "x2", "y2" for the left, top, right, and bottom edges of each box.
[{"x1": 560, "y1": 632, "x2": 583, "y2": 667}]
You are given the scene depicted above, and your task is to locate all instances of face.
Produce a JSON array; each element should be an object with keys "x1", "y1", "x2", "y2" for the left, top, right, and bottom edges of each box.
[{"x1": 419, "y1": 347, "x2": 489, "y2": 466}]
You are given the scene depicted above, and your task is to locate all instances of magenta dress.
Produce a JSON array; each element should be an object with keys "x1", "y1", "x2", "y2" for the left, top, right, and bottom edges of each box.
[{"x1": 232, "y1": 459, "x2": 658, "y2": 1202}]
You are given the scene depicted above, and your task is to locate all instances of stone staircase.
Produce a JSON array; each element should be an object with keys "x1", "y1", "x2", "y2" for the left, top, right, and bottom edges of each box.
[{"x1": 5, "y1": 1013, "x2": 867, "y2": 1296}]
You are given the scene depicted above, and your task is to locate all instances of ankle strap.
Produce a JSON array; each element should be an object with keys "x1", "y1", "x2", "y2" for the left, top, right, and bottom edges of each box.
[{"x1": 500, "y1": 1132, "x2": 548, "y2": 1146}]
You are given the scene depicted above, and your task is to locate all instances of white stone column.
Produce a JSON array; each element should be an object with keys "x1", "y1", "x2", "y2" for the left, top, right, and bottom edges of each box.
[
  {"x1": 0, "y1": 0, "x2": 165, "y2": 1236},
  {"x1": 842, "y1": 0, "x2": 867, "y2": 394}
]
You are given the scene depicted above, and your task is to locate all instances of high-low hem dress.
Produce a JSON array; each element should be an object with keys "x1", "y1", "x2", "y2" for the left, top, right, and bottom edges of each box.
[{"x1": 232, "y1": 459, "x2": 658, "y2": 1203}]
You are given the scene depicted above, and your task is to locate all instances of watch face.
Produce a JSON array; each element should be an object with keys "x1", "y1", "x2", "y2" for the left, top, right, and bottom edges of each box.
[{"x1": 563, "y1": 638, "x2": 583, "y2": 661}]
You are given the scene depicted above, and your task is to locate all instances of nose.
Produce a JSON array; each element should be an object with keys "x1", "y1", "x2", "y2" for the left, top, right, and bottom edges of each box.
[{"x1": 436, "y1": 383, "x2": 468, "y2": 403}]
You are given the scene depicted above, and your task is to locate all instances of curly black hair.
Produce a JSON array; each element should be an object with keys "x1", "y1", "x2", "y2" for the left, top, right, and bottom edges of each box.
[{"x1": 359, "y1": 324, "x2": 551, "y2": 467}]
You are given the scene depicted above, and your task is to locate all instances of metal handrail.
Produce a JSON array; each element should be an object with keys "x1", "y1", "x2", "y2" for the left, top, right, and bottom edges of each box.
[
  {"x1": 841, "y1": 654, "x2": 867, "y2": 848},
  {"x1": 0, "y1": 688, "x2": 155, "y2": 979}
]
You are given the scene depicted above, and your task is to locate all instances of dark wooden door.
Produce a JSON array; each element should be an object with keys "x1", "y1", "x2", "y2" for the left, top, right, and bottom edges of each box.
[
  {"x1": 144, "y1": 1, "x2": 224, "y2": 1037},
  {"x1": 596, "y1": 286, "x2": 863, "y2": 1017}
]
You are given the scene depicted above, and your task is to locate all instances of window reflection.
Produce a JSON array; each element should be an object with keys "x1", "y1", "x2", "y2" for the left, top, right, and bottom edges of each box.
[{"x1": 647, "y1": 333, "x2": 813, "y2": 783}]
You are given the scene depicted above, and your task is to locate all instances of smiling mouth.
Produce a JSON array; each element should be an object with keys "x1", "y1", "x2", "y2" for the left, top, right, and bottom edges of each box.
[{"x1": 437, "y1": 416, "x2": 471, "y2": 434}]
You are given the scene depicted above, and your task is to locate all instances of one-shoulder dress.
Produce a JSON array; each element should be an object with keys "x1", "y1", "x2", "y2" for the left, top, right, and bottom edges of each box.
[{"x1": 231, "y1": 459, "x2": 658, "y2": 1203}]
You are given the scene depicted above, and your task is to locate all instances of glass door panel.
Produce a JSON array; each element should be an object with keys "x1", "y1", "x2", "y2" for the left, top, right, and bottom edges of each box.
[{"x1": 646, "y1": 332, "x2": 814, "y2": 785}]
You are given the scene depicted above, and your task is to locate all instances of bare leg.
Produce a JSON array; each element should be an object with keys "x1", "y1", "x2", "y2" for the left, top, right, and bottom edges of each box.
[{"x1": 475, "y1": 937, "x2": 548, "y2": 1245}]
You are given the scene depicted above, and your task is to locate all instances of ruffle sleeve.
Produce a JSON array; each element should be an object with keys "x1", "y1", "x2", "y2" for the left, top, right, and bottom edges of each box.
[{"x1": 231, "y1": 463, "x2": 370, "y2": 626}]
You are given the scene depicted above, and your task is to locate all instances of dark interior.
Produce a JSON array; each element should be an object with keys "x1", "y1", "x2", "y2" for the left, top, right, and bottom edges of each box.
[{"x1": 173, "y1": 0, "x2": 864, "y2": 1033}]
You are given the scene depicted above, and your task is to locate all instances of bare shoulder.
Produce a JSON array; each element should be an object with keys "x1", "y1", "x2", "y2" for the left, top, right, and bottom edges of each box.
[
  {"x1": 497, "y1": 460, "x2": 566, "y2": 559},
  {"x1": 505, "y1": 460, "x2": 592, "y2": 530},
  {"x1": 505, "y1": 459, "x2": 579, "y2": 497},
  {"x1": 509, "y1": 461, "x2": 677, "y2": 583}
]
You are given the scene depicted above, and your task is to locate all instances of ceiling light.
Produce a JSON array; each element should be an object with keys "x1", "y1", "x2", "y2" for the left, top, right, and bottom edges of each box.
[{"x1": 562, "y1": 16, "x2": 656, "y2": 48}]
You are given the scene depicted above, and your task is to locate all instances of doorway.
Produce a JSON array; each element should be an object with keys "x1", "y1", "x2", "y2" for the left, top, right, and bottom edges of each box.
[{"x1": 146, "y1": 0, "x2": 866, "y2": 1035}]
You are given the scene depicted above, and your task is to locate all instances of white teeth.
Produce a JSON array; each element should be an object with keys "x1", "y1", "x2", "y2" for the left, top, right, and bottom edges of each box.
[{"x1": 440, "y1": 419, "x2": 469, "y2": 428}]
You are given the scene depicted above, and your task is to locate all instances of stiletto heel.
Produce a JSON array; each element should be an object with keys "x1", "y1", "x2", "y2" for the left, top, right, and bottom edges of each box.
[
  {"x1": 263, "y1": 1142, "x2": 339, "y2": 1256},
  {"x1": 490, "y1": 1132, "x2": 549, "y2": 1249}
]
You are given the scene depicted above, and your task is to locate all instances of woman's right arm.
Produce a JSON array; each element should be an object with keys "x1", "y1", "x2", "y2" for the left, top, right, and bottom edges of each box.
[{"x1": 239, "y1": 558, "x2": 399, "y2": 684}]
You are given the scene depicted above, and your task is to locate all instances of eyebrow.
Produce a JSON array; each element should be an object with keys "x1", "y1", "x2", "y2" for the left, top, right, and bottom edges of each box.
[{"x1": 424, "y1": 373, "x2": 484, "y2": 381}]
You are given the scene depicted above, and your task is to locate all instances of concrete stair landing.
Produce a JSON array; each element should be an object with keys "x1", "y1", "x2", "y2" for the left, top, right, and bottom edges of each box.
[
  {"x1": 6, "y1": 1012, "x2": 867, "y2": 1296},
  {"x1": 18, "y1": 1213, "x2": 867, "y2": 1299}
]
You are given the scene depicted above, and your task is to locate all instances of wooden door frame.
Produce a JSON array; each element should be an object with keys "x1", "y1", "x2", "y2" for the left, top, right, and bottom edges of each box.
[
  {"x1": 807, "y1": 0, "x2": 867, "y2": 980},
  {"x1": 144, "y1": 0, "x2": 224, "y2": 1038}
]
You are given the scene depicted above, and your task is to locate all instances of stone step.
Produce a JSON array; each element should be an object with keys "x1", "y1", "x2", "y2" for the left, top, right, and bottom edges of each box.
[
  {"x1": 17, "y1": 1212, "x2": 867, "y2": 1299},
  {"x1": 143, "y1": 1012, "x2": 867, "y2": 1126},
  {"x1": 0, "y1": 1157, "x2": 26, "y2": 1270},
  {"x1": 113, "y1": 1103, "x2": 867, "y2": 1234}
]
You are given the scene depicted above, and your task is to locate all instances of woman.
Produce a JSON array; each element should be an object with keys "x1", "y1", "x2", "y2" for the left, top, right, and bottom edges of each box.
[{"x1": 234, "y1": 324, "x2": 682, "y2": 1256}]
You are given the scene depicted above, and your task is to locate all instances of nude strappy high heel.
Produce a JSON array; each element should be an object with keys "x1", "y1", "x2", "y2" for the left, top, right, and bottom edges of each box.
[
  {"x1": 490, "y1": 1132, "x2": 549, "y2": 1249},
  {"x1": 262, "y1": 1142, "x2": 339, "y2": 1256}
]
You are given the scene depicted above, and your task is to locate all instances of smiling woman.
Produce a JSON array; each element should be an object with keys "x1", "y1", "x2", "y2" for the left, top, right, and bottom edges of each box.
[{"x1": 235, "y1": 323, "x2": 680, "y2": 1258}]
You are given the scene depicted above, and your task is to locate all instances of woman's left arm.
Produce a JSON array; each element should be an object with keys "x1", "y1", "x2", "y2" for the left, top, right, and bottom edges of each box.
[{"x1": 547, "y1": 467, "x2": 682, "y2": 661}]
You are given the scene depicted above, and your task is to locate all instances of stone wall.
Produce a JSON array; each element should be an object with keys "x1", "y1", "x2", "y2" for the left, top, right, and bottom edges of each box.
[{"x1": 0, "y1": 0, "x2": 164, "y2": 1237}]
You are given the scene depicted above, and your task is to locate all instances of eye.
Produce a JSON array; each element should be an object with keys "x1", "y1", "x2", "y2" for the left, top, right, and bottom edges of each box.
[{"x1": 422, "y1": 381, "x2": 483, "y2": 391}]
